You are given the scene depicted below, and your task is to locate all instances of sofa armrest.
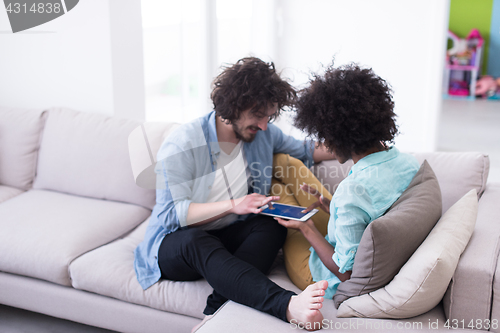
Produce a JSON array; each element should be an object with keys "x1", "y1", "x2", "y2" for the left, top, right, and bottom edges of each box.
[
  {"x1": 491, "y1": 251, "x2": 500, "y2": 332},
  {"x1": 443, "y1": 182, "x2": 500, "y2": 324}
]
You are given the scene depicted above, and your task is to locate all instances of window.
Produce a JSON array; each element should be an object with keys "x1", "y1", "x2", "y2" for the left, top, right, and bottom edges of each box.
[
  {"x1": 141, "y1": 0, "x2": 203, "y2": 123},
  {"x1": 141, "y1": 0, "x2": 275, "y2": 123}
]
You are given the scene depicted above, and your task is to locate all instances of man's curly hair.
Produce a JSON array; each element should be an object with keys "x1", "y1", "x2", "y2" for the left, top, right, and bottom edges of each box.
[
  {"x1": 294, "y1": 63, "x2": 398, "y2": 159},
  {"x1": 211, "y1": 57, "x2": 296, "y2": 123}
]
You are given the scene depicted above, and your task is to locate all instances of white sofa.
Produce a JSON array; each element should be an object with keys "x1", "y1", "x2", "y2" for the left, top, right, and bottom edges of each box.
[{"x1": 0, "y1": 106, "x2": 498, "y2": 333}]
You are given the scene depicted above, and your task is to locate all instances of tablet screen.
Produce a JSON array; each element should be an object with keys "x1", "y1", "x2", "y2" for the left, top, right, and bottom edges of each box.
[{"x1": 260, "y1": 203, "x2": 309, "y2": 220}]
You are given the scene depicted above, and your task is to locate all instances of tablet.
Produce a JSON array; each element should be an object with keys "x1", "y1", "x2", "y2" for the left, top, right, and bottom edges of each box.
[{"x1": 259, "y1": 202, "x2": 318, "y2": 221}]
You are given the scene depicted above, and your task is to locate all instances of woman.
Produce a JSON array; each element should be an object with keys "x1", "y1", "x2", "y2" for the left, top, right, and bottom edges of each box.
[{"x1": 272, "y1": 63, "x2": 420, "y2": 298}]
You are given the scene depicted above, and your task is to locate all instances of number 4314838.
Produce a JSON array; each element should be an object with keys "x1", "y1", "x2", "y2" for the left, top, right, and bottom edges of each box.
[
  {"x1": 6, "y1": 3, "x2": 62, "y2": 14},
  {"x1": 444, "y1": 319, "x2": 498, "y2": 330}
]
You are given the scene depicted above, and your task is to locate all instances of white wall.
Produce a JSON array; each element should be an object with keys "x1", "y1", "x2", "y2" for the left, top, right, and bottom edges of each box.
[
  {"x1": 0, "y1": 0, "x2": 145, "y2": 120},
  {"x1": 109, "y1": 0, "x2": 146, "y2": 121},
  {"x1": 0, "y1": 0, "x2": 449, "y2": 142},
  {"x1": 274, "y1": 0, "x2": 450, "y2": 152}
]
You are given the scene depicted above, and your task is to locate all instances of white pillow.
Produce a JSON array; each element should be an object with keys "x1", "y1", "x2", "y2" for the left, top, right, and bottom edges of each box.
[{"x1": 337, "y1": 189, "x2": 478, "y2": 318}]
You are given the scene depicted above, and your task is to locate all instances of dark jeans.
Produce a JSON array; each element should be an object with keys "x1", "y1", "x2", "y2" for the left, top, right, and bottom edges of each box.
[{"x1": 157, "y1": 214, "x2": 296, "y2": 322}]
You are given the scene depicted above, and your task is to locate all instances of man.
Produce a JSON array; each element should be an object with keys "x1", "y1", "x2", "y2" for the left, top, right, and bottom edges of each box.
[{"x1": 134, "y1": 57, "x2": 335, "y2": 330}]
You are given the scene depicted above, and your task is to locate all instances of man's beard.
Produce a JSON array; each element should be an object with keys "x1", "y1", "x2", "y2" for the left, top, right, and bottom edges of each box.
[{"x1": 232, "y1": 123, "x2": 260, "y2": 143}]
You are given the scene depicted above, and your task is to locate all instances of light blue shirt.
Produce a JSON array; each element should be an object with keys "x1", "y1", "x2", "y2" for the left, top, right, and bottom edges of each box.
[
  {"x1": 134, "y1": 111, "x2": 315, "y2": 290},
  {"x1": 308, "y1": 147, "x2": 419, "y2": 299}
]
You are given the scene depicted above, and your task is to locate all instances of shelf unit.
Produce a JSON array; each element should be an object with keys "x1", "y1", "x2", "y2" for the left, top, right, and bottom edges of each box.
[{"x1": 443, "y1": 29, "x2": 484, "y2": 100}]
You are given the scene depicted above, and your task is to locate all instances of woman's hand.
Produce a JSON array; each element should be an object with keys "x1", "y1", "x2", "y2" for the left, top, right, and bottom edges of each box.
[
  {"x1": 231, "y1": 193, "x2": 280, "y2": 215},
  {"x1": 300, "y1": 183, "x2": 331, "y2": 214},
  {"x1": 274, "y1": 217, "x2": 314, "y2": 232}
]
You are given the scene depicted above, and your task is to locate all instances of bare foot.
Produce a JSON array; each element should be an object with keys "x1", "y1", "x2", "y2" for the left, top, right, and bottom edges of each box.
[
  {"x1": 286, "y1": 280, "x2": 328, "y2": 331},
  {"x1": 191, "y1": 314, "x2": 214, "y2": 333}
]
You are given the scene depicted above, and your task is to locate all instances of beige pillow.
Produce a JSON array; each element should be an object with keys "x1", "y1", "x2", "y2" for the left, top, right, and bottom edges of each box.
[
  {"x1": 337, "y1": 189, "x2": 478, "y2": 319},
  {"x1": 33, "y1": 108, "x2": 156, "y2": 209}
]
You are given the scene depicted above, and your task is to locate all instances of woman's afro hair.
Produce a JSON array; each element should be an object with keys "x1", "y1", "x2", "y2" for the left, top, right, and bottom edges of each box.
[{"x1": 294, "y1": 63, "x2": 398, "y2": 159}]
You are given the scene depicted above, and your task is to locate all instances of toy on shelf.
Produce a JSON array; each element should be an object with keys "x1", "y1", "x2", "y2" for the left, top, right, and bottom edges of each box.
[
  {"x1": 443, "y1": 29, "x2": 484, "y2": 99},
  {"x1": 476, "y1": 76, "x2": 500, "y2": 99}
]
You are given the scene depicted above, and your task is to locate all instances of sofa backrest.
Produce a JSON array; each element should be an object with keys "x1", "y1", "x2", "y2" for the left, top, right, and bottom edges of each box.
[
  {"x1": 0, "y1": 106, "x2": 47, "y2": 190},
  {"x1": 313, "y1": 151, "x2": 489, "y2": 214},
  {"x1": 33, "y1": 108, "x2": 161, "y2": 209},
  {"x1": 32, "y1": 107, "x2": 488, "y2": 214},
  {"x1": 128, "y1": 122, "x2": 180, "y2": 190},
  {"x1": 412, "y1": 152, "x2": 489, "y2": 213}
]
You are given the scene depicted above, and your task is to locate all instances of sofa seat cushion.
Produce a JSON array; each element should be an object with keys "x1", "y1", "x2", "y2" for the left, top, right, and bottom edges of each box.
[
  {"x1": 0, "y1": 190, "x2": 151, "y2": 286},
  {"x1": 69, "y1": 220, "x2": 214, "y2": 319},
  {"x1": 69, "y1": 220, "x2": 301, "y2": 320},
  {"x1": 0, "y1": 185, "x2": 24, "y2": 203},
  {"x1": 0, "y1": 107, "x2": 47, "y2": 190}
]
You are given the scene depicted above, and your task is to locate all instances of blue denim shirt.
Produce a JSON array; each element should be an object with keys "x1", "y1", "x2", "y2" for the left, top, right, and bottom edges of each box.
[
  {"x1": 308, "y1": 147, "x2": 419, "y2": 299},
  {"x1": 134, "y1": 111, "x2": 315, "y2": 290}
]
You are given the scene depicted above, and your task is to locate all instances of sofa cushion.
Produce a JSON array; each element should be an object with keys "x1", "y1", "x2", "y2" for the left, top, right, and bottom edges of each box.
[
  {"x1": 337, "y1": 189, "x2": 478, "y2": 319},
  {"x1": 0, "y1": 185, "x2": 24, "y2": 203},
  {"x1": 0, "y1": 107, "x2": 47, "y2": 190},
  {"x1": 33, "y1": 108, "x2": 156, "y2": 209},
  {"x1": 128, "y1": 122, "x2": 180, "y2": 190},
  {"x1": 0, "y1": 190, "x2": 150, "y2": 286},
  {"x1": 312, "y1": 152, "x2": 489, "y2": 214},
  {"x1": 69, "y1": 219, "x2": 302, "y2": 320},
  {"x1": 412, "y1": 152, "x2": 489, "y2": 213},
  {"x1": 333, "y1": 161, "x2": 442, "y2": 307},
  {"x1": 69, "y1": 219, "x2": 214, "y2": 319}
]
